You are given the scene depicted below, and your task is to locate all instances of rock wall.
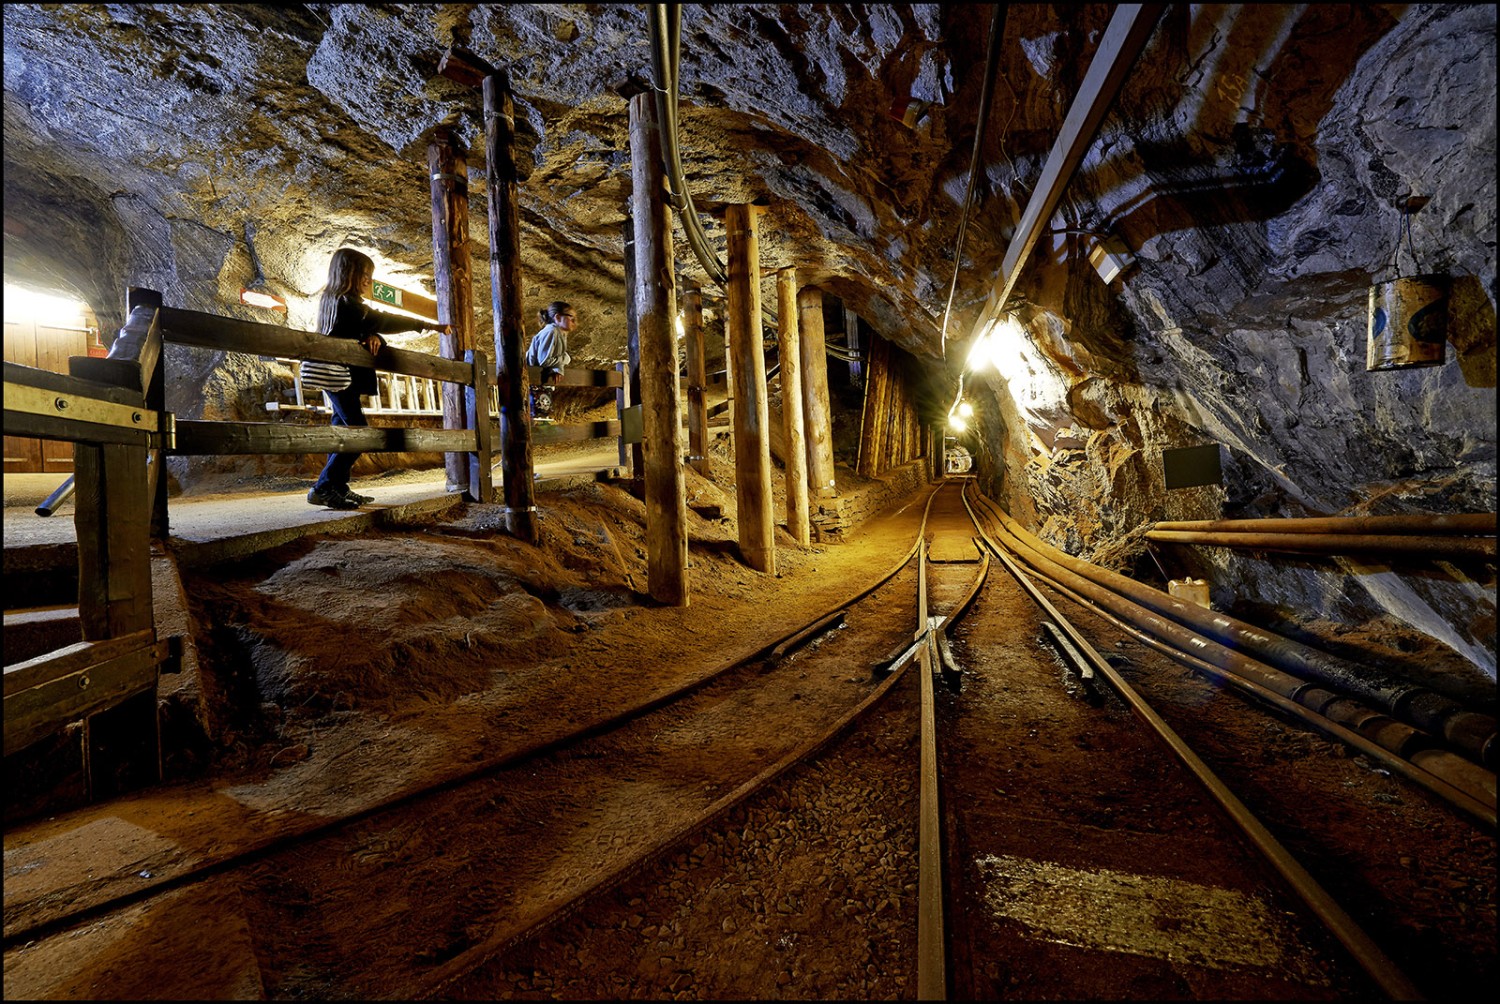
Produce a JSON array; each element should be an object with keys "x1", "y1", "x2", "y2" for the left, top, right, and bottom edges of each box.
[
  {"x1": 969, "y1": 5, "x2": 1496, "y2": 679},
  {"x1": 3, "y1": 4, "x2": 1493, "y2": 676}
]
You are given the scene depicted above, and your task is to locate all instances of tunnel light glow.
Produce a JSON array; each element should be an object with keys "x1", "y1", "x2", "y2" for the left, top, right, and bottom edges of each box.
[
  {"x1": 958, "y1": 401, "x2": 974, "y2": 418},
  {"x1": 4, "y1": 285, "x2": 86, "y2": 326},
  {"x1": 675, "y1": 312, "x2": 686, "y2": 341},
  {"x1": 948, "y1": 414, "x2": 967, "y2": 431},
  {"x1": 240, "y1": 287, "x2": 287, "y2": 311}
]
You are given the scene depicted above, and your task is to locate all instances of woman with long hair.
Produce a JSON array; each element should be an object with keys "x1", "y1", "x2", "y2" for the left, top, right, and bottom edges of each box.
[
  {"x1": 524, "y1": 300, "x2": 577, "y2": 421},
  {"x1": 307, "y1": 247, "x2": 447, "y2": 508}
]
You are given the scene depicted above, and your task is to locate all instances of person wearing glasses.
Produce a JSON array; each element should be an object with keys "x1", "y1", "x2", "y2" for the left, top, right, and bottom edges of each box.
[{"x1": 525, "y1": 300, "x2": 576, "y2": 421}]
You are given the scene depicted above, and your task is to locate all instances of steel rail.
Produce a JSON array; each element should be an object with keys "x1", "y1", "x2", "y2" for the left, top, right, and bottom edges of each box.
[
  {"x1": 997, "y1": 503, "x2": 1497, "y2": 768},
  {"x1": 1, "y1": 484, "x2": 951, "y2": 951},
  {"x1": 1010, "y1": 542, "x2": 1496, "y2": 828},
  {"x1": 423, "y1": 480, "x2": 981, "y2": 995},
  {"x1": 976, "y1": 524, "x2": 1424, "y2": 1000},
  {"x1": 968, "y1": 491, "x2": 1496, "y2": 812}
]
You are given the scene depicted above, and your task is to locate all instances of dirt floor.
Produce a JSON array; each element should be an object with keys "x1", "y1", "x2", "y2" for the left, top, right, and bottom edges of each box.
[{"x1": 3, "y1": 444, "x2": 1496, "y2": 999}]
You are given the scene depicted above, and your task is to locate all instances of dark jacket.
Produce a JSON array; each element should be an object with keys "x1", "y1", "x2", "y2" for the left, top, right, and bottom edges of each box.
[{"x1": 327, "y1": 294, "x2": 422, "y2": 395}]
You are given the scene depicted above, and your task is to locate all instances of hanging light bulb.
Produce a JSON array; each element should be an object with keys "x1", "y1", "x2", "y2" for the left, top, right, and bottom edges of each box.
[{"x1": 958, "y1": 401, "x2": 974, "y2": 418}]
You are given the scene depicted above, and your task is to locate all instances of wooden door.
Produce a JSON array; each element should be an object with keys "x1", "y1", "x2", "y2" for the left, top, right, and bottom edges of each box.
[{"x1": 4, "y1": 314, "x2": 102, "y2": 473}]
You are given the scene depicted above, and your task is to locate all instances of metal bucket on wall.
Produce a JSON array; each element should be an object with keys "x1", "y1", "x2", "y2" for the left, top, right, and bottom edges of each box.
[{"x1": 1366, "y1": 274, "x2": 1449, "y2": 370}]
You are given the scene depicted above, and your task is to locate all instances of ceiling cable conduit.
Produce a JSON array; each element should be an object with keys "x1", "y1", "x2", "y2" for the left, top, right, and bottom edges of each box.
[
  {"x1": 984, "y1": 497, "x2": 1498, "y2": 772},
  {"x1": 1152, "y1": 513, "x2": 1497, "y2": 536},
  {"x1": 939, "y1": 4, "x2": 1006, "y2": 361},
  {"x1": 649, "y1": 3, "x2": 728, "y2": 288},
  {"x1": 1147, "y1": 529, "x2": 1496, "y2": 562},
  {"x1": 973, "y1": 3, "x2": 1164, "y2": 332},
  {"x1": 947, "y1": 4, "x2": 1163, "y2": 419}
]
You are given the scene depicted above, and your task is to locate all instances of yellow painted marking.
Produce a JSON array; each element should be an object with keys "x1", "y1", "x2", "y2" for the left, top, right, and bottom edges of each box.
[{"x1": 975, "y1": 854, "x2": 1325, "y2": 980}]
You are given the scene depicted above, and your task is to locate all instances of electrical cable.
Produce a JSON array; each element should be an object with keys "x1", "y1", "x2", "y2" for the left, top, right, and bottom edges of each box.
[
  {"x1": 939, "y1": 5, "x2": 1007, "y2": 361},
  {"x1": 649, "y1": 3, "x2": 727, "y2": 287}
]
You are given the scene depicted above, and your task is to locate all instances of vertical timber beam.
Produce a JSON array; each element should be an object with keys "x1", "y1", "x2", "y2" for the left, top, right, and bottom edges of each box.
[
  {"x1": 725, "y1": 204, "x2": 775, "y2": 574},
  {"x1": 843, "y1": 302, "x2": 862, "y2": 387},
  {"x1": 428, "y1": 128, "x2": 474, "y2": 497},
  {"x1": 629, "y1": 91, "x2": 688, "y2": 605},
  {"x1": 623, "y1": 215, "x2": 645, "y2": 477},
  {"x1": 482, "y1": 70, "x2": 536, "y2": 539},
  {"x1": 465, "y1": 349, "x2": 494, "y2": 503},
  {"x1": 797, "y1": 286, "x2": 837, "y2": 499},
  {"x1": 776, "y1": 268, "x2": 810, "y2": 546},
  {"x1": 683, "y1": 284, "x2": 709, "y2": 476}
]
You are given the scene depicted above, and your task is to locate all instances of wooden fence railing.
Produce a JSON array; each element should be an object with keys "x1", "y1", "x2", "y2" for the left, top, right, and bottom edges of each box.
[
  {"x1": 3, "y1": 286, "x2": 630, "y2": 787},
  {"x1": 3, "y1": 289, "x2": 177, "y2": 794}
]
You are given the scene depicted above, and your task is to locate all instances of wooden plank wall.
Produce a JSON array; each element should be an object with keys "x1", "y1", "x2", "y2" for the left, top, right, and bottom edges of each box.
[{"x1": 856, "y1": 332, "x2": 923, "y2": 478}]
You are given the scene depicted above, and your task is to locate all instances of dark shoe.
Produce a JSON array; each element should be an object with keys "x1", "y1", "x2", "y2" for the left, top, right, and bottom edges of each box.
[
  {"x1": 342, "y1": 488, "x2": 374, "y2": 505},
  {"x1": 307, "y1": 486, "x2": 359, "y2": 509}
]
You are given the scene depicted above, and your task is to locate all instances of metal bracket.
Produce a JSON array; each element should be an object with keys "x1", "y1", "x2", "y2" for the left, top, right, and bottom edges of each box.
[{"x1": 4, "y1": 380, "x2": 158, "y2": 433}]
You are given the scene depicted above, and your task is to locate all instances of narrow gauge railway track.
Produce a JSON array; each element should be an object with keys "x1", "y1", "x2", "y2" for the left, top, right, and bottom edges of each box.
[
  {"x1": 436, "y1": 479, "x2": 989, "y2": 1000},
  {"x1": 2, "y1": 480, "x2": 989, "y2": 1000},
  {"x1": 938, "y1": 488, "x2": 1469, "y2": 999}
]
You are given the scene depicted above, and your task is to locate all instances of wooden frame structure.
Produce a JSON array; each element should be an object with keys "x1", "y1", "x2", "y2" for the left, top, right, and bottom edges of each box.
[{"x1": 3, "y1": 288, "x2": 627, "y2": 787}]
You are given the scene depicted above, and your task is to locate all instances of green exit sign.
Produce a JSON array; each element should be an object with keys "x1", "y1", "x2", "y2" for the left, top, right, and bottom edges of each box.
[{"x1": 370, "y1": 281, "x2": 402, "y2": 307}]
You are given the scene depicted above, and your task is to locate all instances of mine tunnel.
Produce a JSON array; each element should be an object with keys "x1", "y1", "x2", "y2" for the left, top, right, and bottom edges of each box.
[{"x1": 2, "y1": 4, "x2": 1495, "y2": 1000}]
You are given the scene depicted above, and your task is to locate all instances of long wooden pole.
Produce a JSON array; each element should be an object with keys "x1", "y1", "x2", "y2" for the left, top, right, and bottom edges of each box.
[
  {"x1": 683, "y1": 284, "x2": 708, "y2": 476},
  {"x1": 482, "y1": 71, "x2": 536, "y2": 540},
  {"x1": 622, "y1": 215, "x2": 645, "y2": 477},
  {"x1": 725, "y1": 204, "x2": 775, "y2": 574},
  {"x1": 428, "y1": 129, "x2": 474, "y2": 497},
  {"x1": 843, "y1": 303, "x2": 862, "y2": 387},
  {"x1": 776, "y1": 268, "x2": 810, "y2": 546},
  {"x1": 855, "y1": 331, "x2": 876, "y2": 477},
  {"x1": 797, "y1": 286, "x2": 837, "y2": 499},
  {"x1": 629, "y1": 92, "x2": 688, "y2": 605}
]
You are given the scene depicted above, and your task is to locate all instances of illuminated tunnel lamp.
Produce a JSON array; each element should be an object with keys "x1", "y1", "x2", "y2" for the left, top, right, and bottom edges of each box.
[
  {"x1": 240, "y1": 287, "x2": 287, "y2": 312},
  {"x1": 948, "y1": 414, "x2": 968, "y2": 432},
  {"x1": 4, "y1": 285, "x2": 87, "y2": 326},
  {"x1": 958, "y1": 401, "x2": 974, "y2": 418}
]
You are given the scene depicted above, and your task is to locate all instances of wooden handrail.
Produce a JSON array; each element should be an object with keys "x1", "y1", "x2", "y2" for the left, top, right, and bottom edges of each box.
[{"x1": 157, "y1": 306, "x2": 474, "y2": 386}]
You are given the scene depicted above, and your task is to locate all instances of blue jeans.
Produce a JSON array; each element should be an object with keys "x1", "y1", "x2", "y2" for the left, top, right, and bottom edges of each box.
[{"x1": 314, "y1": 387, "x2": 366, "y2": 491}]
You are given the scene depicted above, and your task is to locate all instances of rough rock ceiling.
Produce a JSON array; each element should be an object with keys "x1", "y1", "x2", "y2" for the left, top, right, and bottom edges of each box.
[
  {"x1": 4, "y1": 2, "x2": 1021, "y2": 361},
  {"x1": 4, "y1": 5, "x2": 1497, "y2": 673}
]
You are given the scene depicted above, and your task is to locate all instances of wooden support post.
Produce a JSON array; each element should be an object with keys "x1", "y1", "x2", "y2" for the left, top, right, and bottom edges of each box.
[
  {"x1": 683, "y1": 285, "x2": 709, "y2": 476},
  {"x1": 465, "y1": 349, "x2": 494, "y2": 503},
  {"x1": 616, "y1": 361, "x2": 633, "y2": 476},
  {"x1": 481, "y1": 71, "x2": 537, "y2": 540},
  {"x1": 629, "y1": 91, "x2": 688, "y2": 605},
  {"x1": 71, "y1": 438, "x2": 153, "y2": 640},
  {"x1": 973, "y1": 4, "x2": 1165, "y2": 330},
  {"x1": 797, "y1": 286, "x2": 837, "y2": 498},
  {"x1": 725, "y1": 204, "x2": 775, "y2": 574},
  {"x1": 623, "y1": 215, "x2": 645, "y2": 477},
  {"x1": 428, "y1": 128, "x2": 474, "y2": 497},
  {"x1": 843, "y1": 303, "x2": 862, "y2": 387},
  {"x1": 855, "y1": 332, "x2": 874, "y2": 477},
  {"x1": 777, "y1": 268, "x2": 810, "y2": 546},
  {"x1": 123, "y1": 288, "x2": 170, "y2": 540},
  {"x1": 69, "y1": 349, "x2": 159, "y2": 795}
]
